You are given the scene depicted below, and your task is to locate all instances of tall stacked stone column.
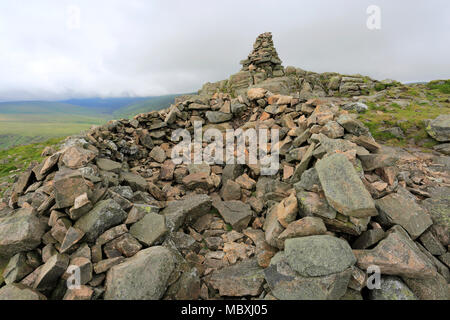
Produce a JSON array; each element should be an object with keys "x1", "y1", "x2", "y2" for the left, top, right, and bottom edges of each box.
[{"x1": 240, "y1": 32, "x2": 284, "y2": 78}]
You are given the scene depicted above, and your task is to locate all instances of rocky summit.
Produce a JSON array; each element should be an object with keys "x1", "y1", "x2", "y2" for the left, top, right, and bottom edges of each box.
[{"x1": 0, "y1": 33, "x2": 449, "y2": 301}]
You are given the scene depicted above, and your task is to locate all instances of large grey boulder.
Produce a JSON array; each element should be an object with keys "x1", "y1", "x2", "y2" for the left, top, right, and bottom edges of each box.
[
  {"x1": 426, "y1": 114, "x2": 450, "y2": 142},
  {"x1": 104, "y1": 246, "x2": 175, "y2": 300},
  {"x1": 74, "y1": 199, "x2": 127, "y2": 243},
  {"x1": 0, "y1": 208, "x2": 45, "y2": 258},
  {"x1": 315, "y1": 153, "x2": 377, "y2": 218},
  {"x1": 284, "y1": 235, "x2": 356, "y2": 277}
]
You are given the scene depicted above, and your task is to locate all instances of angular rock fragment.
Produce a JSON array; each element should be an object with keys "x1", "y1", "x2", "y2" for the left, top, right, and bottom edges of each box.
[
  {"x1": 315, "y1": 153, "x2": 377, "y2": 217},
  {"x1": 130, "y1": 212, "x2": 167, "y2": 246},
  {"x1": 208, "y1": 258, "x2": 265, "y2": 297},
  {"x1": 368, "y1": 276, "x2": 417, "y2": 300},
  {"x1": 34, "y1": 253, "x2": 69, "y2": 291},
  {"x1": 104, "y1": 246, "x2": 175, "y2": 300},
  {"x1": 375, "y1": 192, "x2": 432, "y2": 239},
  {"x1": 74, "y1": 199, "x2": 127, "y2": 243},
  {"x1": 213, "y1": 200, "x2": 253, "y2": 232}
]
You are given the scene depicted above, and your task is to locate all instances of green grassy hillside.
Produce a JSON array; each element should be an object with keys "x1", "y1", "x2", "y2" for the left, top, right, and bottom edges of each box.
[{"x1": 113, "y1": 94, "x2": 183, "y2": 119}]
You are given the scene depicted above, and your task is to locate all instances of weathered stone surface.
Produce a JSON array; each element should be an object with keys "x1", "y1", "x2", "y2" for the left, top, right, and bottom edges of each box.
[
  {"x1": 419, "y1": 230, "x2": 446, "y2": 256},
  {"x1": 34, "y1": 253, "x2": 69, "y2": 290},
  {"x1": 220, "y1": 180, "x2": 241, "y2": 201},
  {"x1": 60, "y1": 227, "x2": 85, "y2": 253},
  {"x1": 265, "y1": 252, "x2": 351, "y2": 300},
  {"x1": 263, "y1": 204, "x2": 285, "y2": 249},
  {"x1": 125, "y1": 204, "x2": 159, "y2": 225},
  {"x1": 61, "y1": 146, "x2": 96, "y2": 169},
  {"x1": 421, "y1": 186, "x2": 450, "y2": 246},
  {"x1": 0, "y1": 208, "x2": 45, "y2": 258},
  {"x1": 113, "y1": 233, "x2": 142, "y2": 257},
  {"x1": 279, "y1": 217, "x2": 327, "y2": 241},
  {"x1": 94, "y1": 257, "x2": 125, "y2": 274},
  {"x1": 213, "y1": 200, "x2": 253, "y2": 231},
  {"x1": 426, "y1": 114, "x2": 450, "y2": 142},
  {"x1": 2, "y1": 253, "x2": 33, "y2": 284},
  {"x1": 403, "y1": 273, "x2": 449, "y2": 300},
  {"x1": 104, "y1": 246, "x2": 175, "y2": 300},
  {"x1": 359, "y1": 154, "x2": 397, "y2": 171},
  {"x1": 247, "y1": 88, "x2": 267, "y2": 100},
  {"x1": 315, "y1": 153, "x2": 377, "y2": 217},
  {"x1": 96, "y1": 158, "x2": 122, "y2": 173},
  {"x1": 274, "y1": 193, "x2": 298, "y2": 228},
  {"x1": 149, "y1": 146, "x2": 167, "y2": 163},
  {"x1": 120, "y1": 172, "x2": 148, "y2": 192},
  {"x1": 162, "y1": 194, "x2": 212, "y2": 231},
  {"x1": 69, "y1": 193, "x2": 92, "y2": 220},
  {"x1": 130, "y1": 212, "x2": 167, "y2": 246},
  {"x1": 74, "y1": 199, "x2": 127, "y2": 243},
  {"x1": 368, "y1": 276, "x2": 417, "y2": 300},
  {"x1": 205, "y1": 111, "x2": 233, "y2": 123},
  {"x1": 375, "y1": 192, "x2": 432, "y2": 240},
  {"x1": 63, "y1": 285, "x2": 93, "y2": 300},
  {"x1": 297, "y1": 189, "x2": 337, "y2": 219},
  {"x1": 0, "y1": 284, "x2": 47, "y2": 300},
  {"x1": 336, "y1": 114, "x2": 369, "y2": 136},
  {"x1": 352, "y1": 228, "x2": 386, "y2": 249},
  {"x1": 284, "y1": 235, "x2": 356, "y2": 277},
  {"x1": 208, "y1": 258, "x2": 265, "y2": 297},
  {"x1": 354, "y1": 227, "x2": 437, "y2": 279},
  {"x1": 54, "y1": 168, "x2": 90, "y2": 209}
]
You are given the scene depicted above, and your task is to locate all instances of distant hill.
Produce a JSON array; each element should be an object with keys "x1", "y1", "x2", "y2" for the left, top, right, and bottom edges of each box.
[
  {"x1": 0, "y1": 94, "x2": 187, "y2": 149},
  {"x1": 112, "y1": 94, "x2": 188, "y2": 119}
]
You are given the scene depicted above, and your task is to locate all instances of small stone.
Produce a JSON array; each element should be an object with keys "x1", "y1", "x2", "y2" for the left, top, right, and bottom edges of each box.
[
  {"x1": 63, "y1": 285, "x2": 93, "y2": 300},
  {"x1": 96, "y1": 158, "x2": 122, "y2": 173},
  {"x1": 149, "y1": 146, "x2": 167, "y2": 163},
  {"x1": 94, "y1": 257, "x2": 125, "y2": 274},
  {"x1": 96, "y1": 224, "x2": 128, "y2": 246},
  {"x1": 275, "y1": 193, "x2": 298, "y2": 228},
  {"x1": 368, "y1": 276, "x2": 417, "y2": 300},
  {"x1": 130, "y1": 212, "x2": 168, "y2": 246},
  {"x1": 208, "y1": 258, "x2": 265, "y2": 297},
  {"x1": 125, "y1": 204, "x2": 159, "y2": 225},
  {"x1": 34, "y1": 253, "x2": 70, "y2": 291},
  {"x1": 279, "y1": 217, "x2": 327, "y2": 241},
  {"x1": 220, "y1": 180, "x2": 241, "y2": 201},
  {"x1": 60, "y1": 227, "x2": 85, "y2": 253},
  {"x1": 113, "y1": 233, "x2": 142, "y2": 257},
  {"x1": 213, "y1": 200, "x2": 253, "y2": 232},
  {"x1": 69, "y1": 193, "x2": 92, "y2": 220},
  {"x1": 2, "y1": 253, "x2": 33, "y2": 284}
]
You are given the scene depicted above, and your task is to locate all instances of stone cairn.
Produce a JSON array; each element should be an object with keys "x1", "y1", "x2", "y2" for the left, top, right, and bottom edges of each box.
[
  {"x1": 0, "y1": 33, "x2": 448, "y2": 301},
  {"x1": 240, "y1": 32, "x2": 284, "y2": 78}
]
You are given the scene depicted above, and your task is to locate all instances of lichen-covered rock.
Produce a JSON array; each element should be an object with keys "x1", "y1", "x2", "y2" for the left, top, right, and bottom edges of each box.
[
  {"x1": 368, "y1": 276, "x2": 417, "y2": 300},
  {"x1": 426, "y1": 114, "x2": 450, "y2": 142}
]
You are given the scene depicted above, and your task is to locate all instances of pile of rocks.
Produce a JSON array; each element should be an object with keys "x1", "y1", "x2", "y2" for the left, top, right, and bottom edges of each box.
[
  {"x1": 199, "y1": 33, "x2": 386, "y2": 98},
  {"x1": 240, "y1": 32, "x2": 284, "y2": 78},
  {"x1": 0, "y1": 33, "x2": 449, "y2": 301}
]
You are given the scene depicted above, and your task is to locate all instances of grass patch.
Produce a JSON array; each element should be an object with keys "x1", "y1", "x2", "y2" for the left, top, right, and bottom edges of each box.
[
  {"x1": 427, "y1": 80, "x2": 450, "y2": 94},
  {"x1": 0, "y1": 137, "x2": 63, "y2": 180}
]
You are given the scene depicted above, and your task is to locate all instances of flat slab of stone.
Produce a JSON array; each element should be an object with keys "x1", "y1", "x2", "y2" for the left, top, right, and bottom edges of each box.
[
  {"x1": 354, "y1": 227, "x2": 437, "y2": 279},
  {"x1": 264, "y1": 252, "x2": 352, "y2": 300},
  {"x1": 284, "y1": 235, "x2": 356, "y2": 277},
  {"x1": 315, "y1": 153, "x2": 377, "y2": 218},
  {"x1": 213, "y1": 200, "x2": 253, "y2": 231},
  {"x1": 375, "y1": 192, "x2": 432, "y2": 239},
  {"x1": 33, "y1": 253, "x2": 69, "y2": 291},
  {"x1": 162, "y1": 194, "x2": 212, "y2": 231},
  {"x1": 74, "y1": 199, "x2": 127, "y2": 243},
  {"x1": 104, "y1": 246, "x2": 175, "y2": 300},
  {"x1": 0, "y1": 284, "x2": 47, "y2": 300},
  {"x1": 0, "y1": 208, "x2": 45, "y2": 258},
  {"x1": 54, "y1": 168, "x2": 90, "y2": 209},
  {"x1": 208, "y1": 258, "x2": 265, "y2": 297},
  {"x1": 130, "y1": 212, "x2": 167, "y2": 246}
]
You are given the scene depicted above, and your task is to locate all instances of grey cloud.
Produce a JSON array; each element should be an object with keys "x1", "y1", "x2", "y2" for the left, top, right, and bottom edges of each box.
[{"x1": 0, "y1": 0, "x2": 449, "y2": 101}]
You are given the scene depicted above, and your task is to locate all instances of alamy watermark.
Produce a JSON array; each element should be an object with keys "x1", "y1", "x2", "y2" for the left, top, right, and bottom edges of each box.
[
  {"x1": 171, "y1": 121, "x2": 280, "y2": 175},
  {"x1": 366, "y1": 5, "x2": 381, "y2": 30}
]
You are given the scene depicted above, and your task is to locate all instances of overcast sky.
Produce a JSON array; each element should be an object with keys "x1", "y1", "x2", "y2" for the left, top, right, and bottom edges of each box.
[{"x1": 0, "y1": 0, "x2": 449, "y2": 101}]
